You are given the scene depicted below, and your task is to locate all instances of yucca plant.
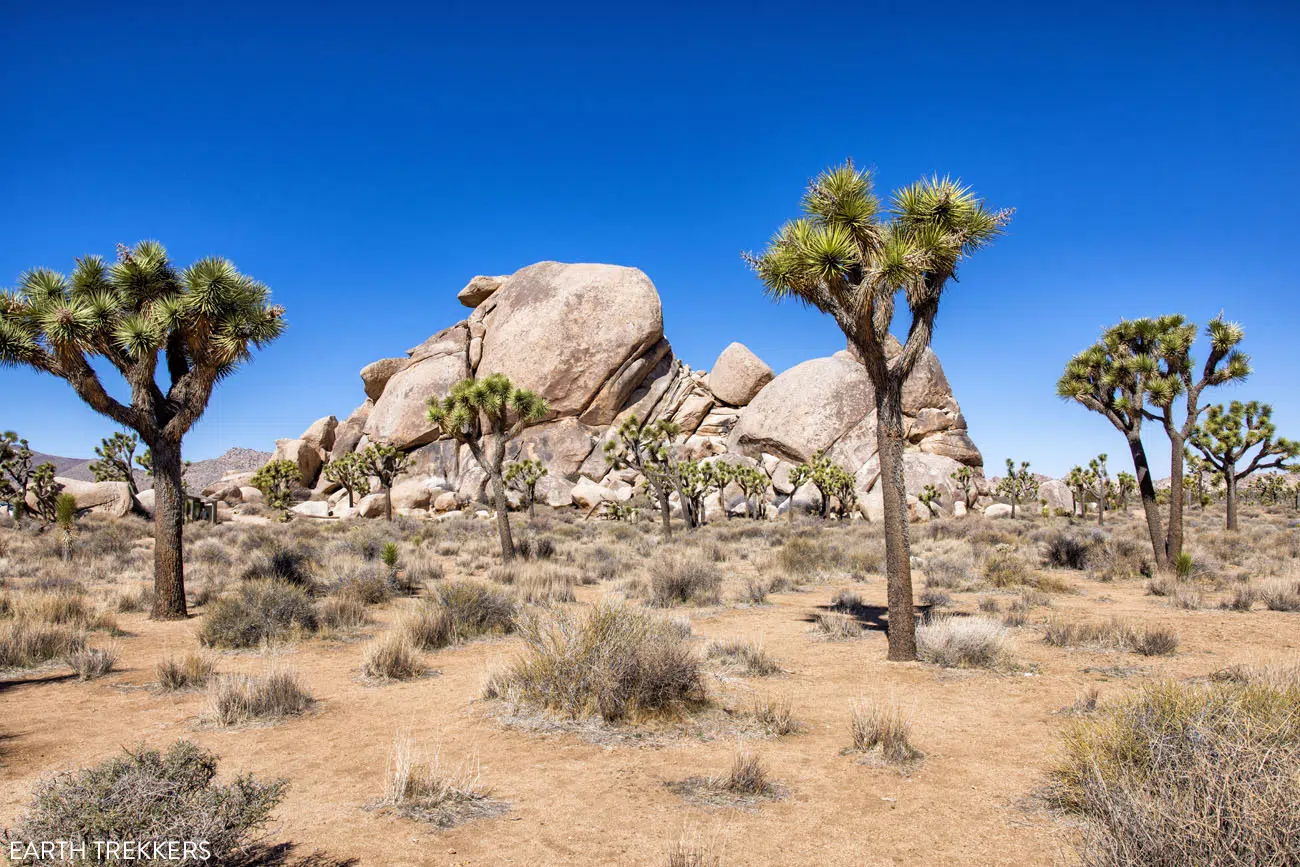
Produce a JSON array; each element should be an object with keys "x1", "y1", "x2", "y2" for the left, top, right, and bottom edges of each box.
[
  {"x1": 250, "y1": 459, "x2": 300, "y2": 520},
  {"x1": 0, "y1": 241, "x2": 284, "y2": 618},
  {"x1": 917, "y1": 484, "x2": 941, "y2": 518},
  {"x1": 55, "y1": 492, "x2": 78, "y2": 562},
  {"x1": 746, "y1": 162, "x2": 1010, "y2": 661},
  {"x1": 426, "y1": 374, "x2": 548, "y2": 559},
  {"x1": 1189, "y1": 401, "x2": 1299, "y2": 530}
]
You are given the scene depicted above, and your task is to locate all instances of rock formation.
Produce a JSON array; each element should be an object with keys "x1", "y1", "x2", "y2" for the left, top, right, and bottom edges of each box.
[{"x1": 254, "y1": 261, "x2": 987, "y2": 521}]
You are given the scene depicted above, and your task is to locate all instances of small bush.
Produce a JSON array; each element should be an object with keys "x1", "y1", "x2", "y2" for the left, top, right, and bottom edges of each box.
[
  {"x1": 1221, "y1": 585, "x2": 1257, "y2": 612},
  {"x1": 197, "y1": 580, "x2": 319, "y2": 649},
  {"x1": 705, "y1": 638, "x2": 782, "y2": 676},
  {"x1": 1044, "y1": 616, "x2": 1179, "y2": 656},
  {"x1": 1051, "y1": 673, "x2": 1300, "y2": 866},
  {"x1": 739, "y1": 577, "x2": 769, "y2": 605},
  {"x1": 317, "y1": 596, "x2": 371, "y2": 632},
  {"x1": 516, "y1": 565, "x2": 577, "y2": 605},
  {"x1": 919, "y1": 586, "x2": 952, "y2": 608},
  {"x1": 716, "y1": 743, "x2": 772, "y2": 796},
  {"x1": 0, "y1": 620, "x2": 86, "y2": 669},
  {"x1": 1146, "y1": 576, "x2": 1177, "y2": 597},
  {"x1": 749, "y1": 694, "x2": 801, "y2": 736},
  {"x1": 916, "y1": 616, "x2": 1014, "y2": 669},
  {"x1": 1260, "y1": 580, "x2": 1300, "y2": 612},
  {"x1": 207, "y1": 668, "x2": 314, "y2": 726},
  {"x1": 67, "y1": 644, "x2": 117, "y2": 681},
  {"x1": 362, "y1": 632, "x2": 426, "y2": 681},
  {"x1": 982, "y1": 548, "x2": 1039, "y2": 588},
  {"x1": 664, "y1": 828, "x2": 725, "y2": 867},
  {"x1": 116, "y1": 584, "x2": 155, "y2": 613},
  {"x1": 8, "y1": 741, "x2": 286, "y2": 864},
  {"x1": 850, "y1": 697, "x2": 922, "y2": 765},
  {"x1": 335, "y1": 567, "x2": 393, "y2": 605},
  {"x1": 922, "y1": 550, "x2": 976, "y2": 589},
  {"x1": 156, "y1": 650, "x2": 215, "y2": 691},
  {"x1": 1170, "y1": 584, "x2": 1202, "y2": 610},
  {"x1": 489, "y1": 602, "x2": 705, "y2": 722},
  {"x1": 400, "y1": 603, "x2": 454, "y2": 651},
  {"x1": 241, "y1": 545, "x2": 316, "y2": 589},
  {"x1": 649, "y1": 556, "x2": 722, "y2": 607},
  {"x1": 435, "y1": 580, "x2": 517, "y2": 639},
  {"x1": 1044, "y1": 531, "x2": 1092, "y2": 570}
]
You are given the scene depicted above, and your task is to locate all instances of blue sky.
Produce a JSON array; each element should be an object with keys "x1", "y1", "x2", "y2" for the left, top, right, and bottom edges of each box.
[{"x1": 2, "y1": 0, "x2": 1297, "y2": 477}]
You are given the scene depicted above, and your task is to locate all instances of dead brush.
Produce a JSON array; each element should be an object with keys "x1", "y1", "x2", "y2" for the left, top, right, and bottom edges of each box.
[
  {"x1": 849, "y1": 696, "x2": 923, "y2": 765},
  {"x1": 1221, "y1": 585, "x2": 1258, "y2": 612},
  {"x1": 714, "y1": 742, "x2": 773, "y2": 796},
  {"x1": 1044, "y1": 616, "x2": 1179, "y2": 656},
  {"x1": 648, "y1": 555, "x2": 722, "y2": 607},
  {"x1": 812, "y1": 611, "x2": 863, "y2": 640},
  {"x1": 1259, "y1": 579, "x2": 1300, "y2": 612},
  {"x1": 663, "y1": 827, "x2": 725, "y2": 867},
  {"x1": 704, "y1": 638, "x2": 782, "y2": 676},
  {"x1": 317, "y1": 596, "x2": 371, "y2": 632},
  {"x1": 399, "y1": 603, "x2": 454, "y2": 651},
  {"x1": 378, "y1": 730, "x2": 505, "y2": 827},
  {"x1": 915, "y1": 615, "x2": 1016, "y2": 670},
  {"x1": 362, "y1": 632, "x2": 426, "y2": 681},
  {"x1": 156, "y1": 650, "x2": 215, "y2": 691},
  {"x1": 206, "y1": 668, "x2": 314, "y2": 726},
  {"x1": 66, "y1": 643, "x2": 117, "y2": 680},
  {"x1": 0, "y1": 620, "x2": 86, "y2": 669},
  {"x1": 515, "y1": 565, "x2": 577, "y2": 605},
  {"x1": 748, "y1": 693, "x2": 802, "y2": 736}
]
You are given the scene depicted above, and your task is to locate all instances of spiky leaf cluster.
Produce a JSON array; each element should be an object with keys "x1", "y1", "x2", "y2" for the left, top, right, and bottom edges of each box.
[
  {"x1": 995, "y1": 459, "x2": 1038, "y2": 513},
  {"x1": 250, "y1": 460, "x2": 300, "y2": 514},
  {"x1": 425, "y1": 374, "x2": 549, "y2": 445},
  {"x1": 917, "y1": 484, "x2": 942, "y2": 517},
  {"x1": 358, "y1": 443, "x2": 411, "y2": 489},
  {"x1": 1189, "y1": 401, "x2": 1299, "y2": 481},
  {"x1": 950, "y1": 465, "x2": 976, "y2": 508},
  {"x1": 0, "y1": 431, "x2": 36, "y2": 517},
  {"x1": 29, "y1": 463, "x2": 63, "y2": 523},
  {"x1": 89, "y1": 431, "x2": 140, "y2": 494},
  {"x1": 323, "y1": 452, "x2": 371, "y2": 506}
]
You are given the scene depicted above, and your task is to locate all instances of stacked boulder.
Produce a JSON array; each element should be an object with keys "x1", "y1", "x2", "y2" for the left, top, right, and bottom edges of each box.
[{"x1": 248, "y1": 261, "x2": 986, "y2": 521}]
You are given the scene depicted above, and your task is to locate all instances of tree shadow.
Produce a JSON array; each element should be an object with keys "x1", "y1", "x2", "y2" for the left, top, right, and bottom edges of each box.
[
  {"x1": 0, "y1": 671, "x2": 77, "y2": 692},
  {"x1": 806, "y1": 601, "x2": 943, "y2": 635}
]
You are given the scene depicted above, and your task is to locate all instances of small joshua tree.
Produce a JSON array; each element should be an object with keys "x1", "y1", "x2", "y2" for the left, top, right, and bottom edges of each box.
[
  {"x1": 0, "y1": 241, "x2": 285, "y2": 618},
  {"x1": 1064, "y1": 466, "x2": 1088, "y2": 517},
  {"x1": 733, "y1": 465, "x2": 770, "y2": 519},
  {"x1": 1189, "y1": 401, "x2": 1299, "y2": 530},
  {"x1": 826, "y1": 464, "x2": 857, "y2": 518},
  {"x1": 323, "y1": 451, "x2": 370, "y2": 509},
  {"x1": 426, "y1": 374, "x2": 548, "y2": 558},
  {"x1": 995, "y1": 459, "x2": 1038, "y2": 519},
  {"x1": 786, "y1": 462, "x2": 813, "y2": 522},
  {"x1": 28, "y1": 462, "x2": 62, "y2": 524},
  {"x1": 250, "y1": 459, "x2": 299, "y2": 520},
  {"x1": 950, "y1": 465, "x2": 976, "y2": 509},
  {"x1": 747, "y1": 162, "x2": 1011, "y2": 661},
  {"x1": 805, "y1": 451, "x2": 838, "y2": 518},
  {"x1": 504, "y1": 458, "x2": 547, "y2": 519},
  {"x1": 358, "y1": 443, "x2": 412, "y2": 524},
  {"x1": 55, "y1": 492, "x2": 78, "y2": 561},
  {"x1": 603, "y1": 415, "x2": 680, "y2": 537},
  {"x1": 0, "y1": 431, "x2": 35, "y2": 519},
  {"x1": 1115, "y1": 471, "x2": 1136, "y2": 512},
  {"x1": 89, "y1": 431, "x2": 140, "y2": 496},
  {"x1": 1086, "y1": 454, "x2": 1109, "y2": 526},
  {"x1": 676, "y1": 459, "x2": 719, "y2": 528},
  {"x1": 917, "y1": 484, "x2": 941, "y2": 518}
]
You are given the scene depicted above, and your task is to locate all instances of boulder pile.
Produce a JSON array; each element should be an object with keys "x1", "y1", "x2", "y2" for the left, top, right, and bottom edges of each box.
[{"x1": 243, "y1": 261, "x2": 989, "y2": 521}]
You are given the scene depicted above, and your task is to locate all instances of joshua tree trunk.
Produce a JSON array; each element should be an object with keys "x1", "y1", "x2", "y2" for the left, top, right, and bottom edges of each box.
[
  {"x1": 787, "y1": 494, "x2": 795, "y2": 523},
  {"x1": 1126, "y1": 434, "x2": 1170, "y2": 573},
  {"x1": 875, "y1": 380, "x2": 916, "y2": 662},
  {"x1": 1010, "y1": 497, "x2": 1017, "y2": 519},
  {"x1": 383, "y1": 483, "x2": 393, "y2": 521},
  {"x1": 1166, "y1": 434, "x2": 1187, "y2": 559},
  {"x1": 528, "y1": 494, "x2": 536, "y2": 520},
  {"x1": 1096, "y1": 489, "x2": 1105, "y2": 526},
  {"x1": 150, "y1": 440, "x2": 188, "y2": 620},
  {"x1": 1224, "y1": 462, "x2": 1239, "y2": 531},
  {"x1": 490, "y1": 472, "x2": 515, "y2": 560},
  {"x1": 658, "y1": 489, "x2": 672, "y2": 538}
]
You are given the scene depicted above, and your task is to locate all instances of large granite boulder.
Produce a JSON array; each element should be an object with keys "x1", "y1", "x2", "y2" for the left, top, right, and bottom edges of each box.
[
  {"x1": 360, "y1": 357, "x2": 408, "y2": 401},
  {"x1": 330, "y1": 400, "x2": 372, "y2": 461},
  {"x1": 708, "y1": 342, "x2": 774, "y2": 406},
  {"x1": 457, "y1": 275, "x2": 506, "y2": 308},
  {"x1": 300, "y1": 415, "x2": 338, "y2": 453},
  {"x1": 35, "y1": 478, "x2": 136, "y2": 518},
  {"x1": 475, "y1": 262, "x2": 664, "y2": 424},
  {"x1": 272, "y1": 438, "x2": 323, "y2": 486},
  {"x1": 364, "y1": 323, "x2": 470, "y2": 449}
]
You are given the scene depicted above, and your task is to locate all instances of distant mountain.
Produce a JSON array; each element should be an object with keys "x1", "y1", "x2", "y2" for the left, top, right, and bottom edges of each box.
[{"x1": 27, "y1": 447, "x2": 271, "y2": 495}]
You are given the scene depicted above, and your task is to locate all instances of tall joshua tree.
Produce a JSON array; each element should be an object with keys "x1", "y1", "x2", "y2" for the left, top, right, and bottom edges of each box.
[
  {"x1": 604, "y1": 415, "x2": 680, "y2": 537},
  {"x1": 1058, "y1": 320, "x2": 1172, "y2": 571},
  {"x1": 1189, "y1": 401, "x2": 1298, "y2": 530},
  {"x1": 995, "y1": 459, "x2": 1038, "y2": 519},
  {"x1": 89, "y1": 431, "x2": 140, "y2": 496},
  {"x1": 747, "y1": 162, "x2": 1010, "y2": 661},
  {"x1": 1086, "y1": 454, "x2": 1109, "y2": 526},
  {"x1": 0, "y1": 241, "x2": 284, "y2": 618},
  {"x1": 426, "y1": 374, "x2": 548, "y2": 560},
  {"x1": 1144, "y1": 317, "x2": 1249, "y2": 559}
]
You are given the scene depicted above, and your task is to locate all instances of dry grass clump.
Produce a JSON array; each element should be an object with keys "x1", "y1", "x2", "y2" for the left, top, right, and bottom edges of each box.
[
  {"x1": 334, "y1": 567, "x2": 393, "y2": 605},
  {"x1": 1221, "y1": 585, "x2": 1258, "y2": 612},
  {"x1": 399, "y1": 603, "x2": 454, "y2": 651},
  {"x1": 663, "y1": 827, "x2": 726, "y2": 867},
  {"x1": 1044, "y1": 616, "x2": 1179, "y2": 656},
  {"x1": 7, "y1": 741, "x2": 286, "y2": 864},
  {"x1": 485, "y1": 602, "x2": 705, "y2": 723},
  {"x1": 915, "y1": 615, "x2": 1015, "y2": 669},
  {"x1": 0, "y1": 620, "x2": 86, "y2": 670},
  {"x1": 922, "y1": 549, "x2": 978, "y2": 590},
  {"x1": 748, "y1": 693, "x2": 802, "y2": 736},
  {"x1": 716, "y1": 743, "x2": 773, "y2": 796},
  {"x1": 362, "y1": 632, "x2": 426, "y2": 681},
  {"x1": 206, "y1": 668, "x2": 314, "y2": 726},
  {"x1": 66, "y1": 643, "x2": 117, "y2": 681},
  {"x1": 240, "y1": 545, "x2": 316, "y2": 589},
  {"x1": 704, "y1": 638, "x2": 782, "y2": 676},
  {"x1": 668, "y1": 742, "x2": 784, "y2": 810},
  {"x1": 648, "y1": 555, "x2": 722, "y2": 607},
  {"x1": 1170, "y1": 584, "x2": 1202, "y2": 610},
  {"x1": 919, "y1": 586, "x2": 952, "y2": 608},
  {"x1": 1050, "y1": 670, "x2": 1300, "y2": 866},
  {"x1": 812, "y1": 611, "x2": 863, "y2": 640},
  {"x1": 1260, "y1": 579, "x2": 1300, "y2": 612},
  {"x1": 376, "y1": 731, "x2": 505, "y2": 827},
  {"x1": 849, "y1": 696, "x2": 923, "y2": 765},
  {"x1": 1043, "y1": 530, "x2": 1094, "y2": 570},
  {"x1": 433, "y1": 579, "x2": 517, "y2": 638},
  {"x1": 1088, "y1": 535, "x2": 1153, "y2": 581},
  {"x1": 197, "y1": 580, "x2": 319, "y2": 649},
  {"x1": 156, "y1": 650, "x2": 215, "y2": 691},
  {"x1": 317, "y1": 596, "x2": 371, "y2": 632},
  {"x1": 516, "y1": 565, "x2": 577, "y2": 605},
  {"x1": 115, "y1": 583, "x2": 155, "y2": 613},
  {"x1": 738, "y1": 577, "x2": 769, "y2": 605},
  {"x1": 982, "y1": 548, "x2": 1044, "y2": 589}
]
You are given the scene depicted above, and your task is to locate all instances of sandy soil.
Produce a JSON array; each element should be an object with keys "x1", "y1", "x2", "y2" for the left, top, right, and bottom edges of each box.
[{"x1": 2, "y1": 525, "x2": 1297, "y2": 866}]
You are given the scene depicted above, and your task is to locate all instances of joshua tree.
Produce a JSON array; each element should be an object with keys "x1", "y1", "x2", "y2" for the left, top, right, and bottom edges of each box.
[
  {"x1": 1143, "y1": 317, "x2": 1250, "y2": 559},
  {"x1": 826, "y1": 465, "x2": 857, "y2": 518},
  {"x1": 1059, "y1": 320, "x2": 1172, "y2": 569},
  {"x1": 747, "y1": 162, "x2": 1010, "y2": 661},
  {"x1": 135, "y1": 447, "x2": 193, "y2": 492},
  {"x1": 426, "y1": 374, "x2": 548, "y2": 558},
  {"x1": 250, "y1": 459, "x2": 299, "y2": 519},
  {"x1": 358, "y1": 443, "x2": 413, "y2": 524},
  {"x1": 1115, "y1": 471, "x2": 1136, "y2": 511},
  {"x1": 0, "y1": 431, "x2": 35, "y2": 518},
  {"x1": 995, "y1": 459, "x2": 1038, "y2": 519},
  {"x1": 1189, "y1": 401, "x2": 1298, "y2": 530},
  {"x1": 950, "y1": 465, "x2": 976, "y2": 509},
  {"x1": 676, "y1": 459, "x2": 728, "y2": 528},
  {"x1": 504, "y1": 458, "x2": 547, "y2": 519},
  {"x1": 1086, "y1": 454, "x2": 1109, "y2": 526},
  {"x1": 89, "y1": 431, "x2": 141, "y2": 496},
  {"x1": 603, "y1": 415, "x2": 679, "y2": 538},
  {"x1": 0, "y1": 241, "x2": 284, "y2": 618},
  {"x1": 323, "y1": 451, "x2": 371, "y2": 509},
  {"x1": 28, "y1": 463, "x2": 62, "y2": 524},
  {"x1": 917, "y1": 484, "x2": 941, "y2": 518},
  {"x1": 55, "y1": 492, "x2": 78, "y2": 561},
  {"x1": 733, "y1": 465, "x2": 770, "y2": 519}
]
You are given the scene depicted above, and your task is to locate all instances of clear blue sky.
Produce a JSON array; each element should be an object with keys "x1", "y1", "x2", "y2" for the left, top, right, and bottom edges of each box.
[{"x1": 3, "y1": 0, "x2": 1297, "y2": 477}]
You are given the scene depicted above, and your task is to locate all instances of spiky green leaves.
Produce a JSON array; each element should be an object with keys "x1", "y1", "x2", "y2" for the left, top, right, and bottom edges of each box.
[
  {"x1": 426, "y1": 374, "x2": 550, "y2": 444},
  {"x1": 250, "y1": 459, "x2": 301, "y2": 514},
  {"x1": 996, "y1": 459, "x2": 1038, "y2": 508},
  {"x1": 1190, "y1": 401, "x2": 1299, "y2": 478}
]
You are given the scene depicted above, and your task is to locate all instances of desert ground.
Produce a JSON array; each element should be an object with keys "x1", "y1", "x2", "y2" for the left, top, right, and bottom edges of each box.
[{"x1": 2, "y1": 504, "x2": 1297, "y2": 866}]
